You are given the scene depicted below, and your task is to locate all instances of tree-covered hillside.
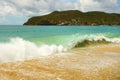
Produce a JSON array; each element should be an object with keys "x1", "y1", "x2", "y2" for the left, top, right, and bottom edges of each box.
[{"x1": 24, "y1": 10, "x2": 120, "y2": 25}]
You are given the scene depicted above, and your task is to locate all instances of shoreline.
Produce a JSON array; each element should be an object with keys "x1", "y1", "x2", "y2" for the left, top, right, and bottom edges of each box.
[{"x1": 0, "y1": 44, "x2": 120, "y2": 80}]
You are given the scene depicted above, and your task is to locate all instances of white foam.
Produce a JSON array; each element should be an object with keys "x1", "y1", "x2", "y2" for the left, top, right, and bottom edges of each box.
[
  {"x1": 88, "y1": 35, "x2": 120, "y2": 43},
  {"x1": 0, "y1": 35, "x2": 120, "y2": 63},
  {"x1": 68, "y1": 34, "x2": 120, "y2": 48},
  {"x1": 0, "y1": 37, "x2": 66, "y2": 63}
]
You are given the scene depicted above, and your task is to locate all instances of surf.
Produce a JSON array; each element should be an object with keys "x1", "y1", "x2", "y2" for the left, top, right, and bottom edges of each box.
[
  {"x1": 68, "y1": 34, "x2": 120, "y2": 48},
  {"x1": 0, "y1": 37, "x2": 66, "y2": 63},
  {"x1": 0, "y1": 34, "x2": 120, "y2": 63}
]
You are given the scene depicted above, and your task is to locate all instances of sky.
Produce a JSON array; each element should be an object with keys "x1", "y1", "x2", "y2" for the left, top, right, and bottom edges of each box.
[{"x1": 0, "y1": 0, "x2": 120, "y2": 25}]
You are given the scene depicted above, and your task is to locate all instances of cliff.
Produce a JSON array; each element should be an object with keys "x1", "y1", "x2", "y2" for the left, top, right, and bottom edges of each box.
[{"x1": 24, "y1": 10, "x2": 120, "y2": 25}]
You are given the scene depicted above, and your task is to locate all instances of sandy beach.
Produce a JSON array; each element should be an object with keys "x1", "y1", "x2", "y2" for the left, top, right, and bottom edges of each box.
[
  {"x1": 0, "y1": 44, "x2": 120, "y2": 80},
  {"x1": 0, "y1": 0, "x2": 120, "y2": 80}
]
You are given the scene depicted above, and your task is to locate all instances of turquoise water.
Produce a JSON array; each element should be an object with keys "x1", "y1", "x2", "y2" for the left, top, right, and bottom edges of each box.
[
  {"x1": 0, "y1": 25, "x2": 120, "y2": 62},
  {"x1": 0, "y1": 25, "x2": 120, "y2": 45}
]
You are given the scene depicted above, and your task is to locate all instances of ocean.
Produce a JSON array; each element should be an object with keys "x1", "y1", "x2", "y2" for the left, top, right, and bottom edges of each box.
[
  {"x1": 0, "y1": 25, "x2": 120, "y2": 62},
  {"x1": 0, "y1": 25, "x2": 120, "y2": 80}
]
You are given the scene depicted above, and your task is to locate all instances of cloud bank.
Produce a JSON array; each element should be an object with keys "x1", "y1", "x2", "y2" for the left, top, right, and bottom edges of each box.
[{"x1": 0, "y1": 0, "x2": 120, "y2": 24}]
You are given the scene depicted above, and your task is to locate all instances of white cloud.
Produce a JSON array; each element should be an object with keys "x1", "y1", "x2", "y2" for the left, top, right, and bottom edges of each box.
[
  {"x1": 0, "y1": 5, "x2": 18, "y2": 16},
  {"x1": 77, "y1": 0, "x2": 120, "y2": 13},
  {"x1": 0, "y1": 0, "x2": 120, "y2": 17}
]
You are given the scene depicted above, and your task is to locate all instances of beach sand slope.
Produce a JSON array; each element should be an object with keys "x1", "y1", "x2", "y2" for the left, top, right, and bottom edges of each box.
[{"x1": 0, "y1": 44, "x2": 120, "y2": 80}]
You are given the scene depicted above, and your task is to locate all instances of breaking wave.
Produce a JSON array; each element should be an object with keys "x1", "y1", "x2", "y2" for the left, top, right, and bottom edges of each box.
[
  {"x1": 69, "y1": 35, "x2": 120, "y2": 48},
  {"x1": 0, "y1": 37, "x2": 66, "y2": 63},
  {"x1": 0, "y1": 34, "x2": 120, "y2": 63}
]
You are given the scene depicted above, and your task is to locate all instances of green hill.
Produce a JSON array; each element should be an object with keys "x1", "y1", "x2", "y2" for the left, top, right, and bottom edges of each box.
[{"x1": 24, "y1": 10, "x2": 120, "y2": 25}]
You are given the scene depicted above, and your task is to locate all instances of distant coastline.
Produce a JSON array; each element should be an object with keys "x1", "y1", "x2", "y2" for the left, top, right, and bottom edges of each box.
[{"x1": 24, "y1": 10, "x2": 120, "y2": 26}]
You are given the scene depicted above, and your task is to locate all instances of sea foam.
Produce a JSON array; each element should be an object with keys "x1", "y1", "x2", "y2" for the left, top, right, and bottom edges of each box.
[
  {"x1": 0, "y1": 35, "x2": 120, "y2": 63},
  {"x1": 0, "y1": 37, "x2": 66, "y2": 63},
  {"x1": 68, "y1": 34, "x2": 120, "y2": 48}
]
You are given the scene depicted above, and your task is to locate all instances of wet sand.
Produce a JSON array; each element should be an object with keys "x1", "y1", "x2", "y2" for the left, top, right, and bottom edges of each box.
[{"x1": 0, "y1": 44, "x2": 120, "y2": 80}]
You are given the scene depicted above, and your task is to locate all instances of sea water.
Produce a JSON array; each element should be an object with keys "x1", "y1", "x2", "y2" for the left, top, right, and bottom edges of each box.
[{"x1": 0, "y1": 25, "x2": 120, "y2": 62}]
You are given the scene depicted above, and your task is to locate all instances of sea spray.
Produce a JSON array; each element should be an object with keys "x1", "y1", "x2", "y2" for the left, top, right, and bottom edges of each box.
[
  {"x1": 0, "y1": 37, "x2": 67, "y2": 63},
  {"x1": 0, "y1": 34, "x2": 120, "y2": 63},
  {"x1": 66, "y1": 34, "x2": 120, "y2": 48}
]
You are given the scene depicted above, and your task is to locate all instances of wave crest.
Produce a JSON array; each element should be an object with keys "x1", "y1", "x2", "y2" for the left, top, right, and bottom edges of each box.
[
  {"x1": 74, "y1": 39, "x2": 109, "y2": 48},
  {"x1": 0, "y1": 34, "x2": 120, "y2": 63},
  {"x1": 68, "y1": 35, "x2": 120, "y2": 48},
  {"x1": 0, "y1": 37, "x2": 66, "y2": 63}
]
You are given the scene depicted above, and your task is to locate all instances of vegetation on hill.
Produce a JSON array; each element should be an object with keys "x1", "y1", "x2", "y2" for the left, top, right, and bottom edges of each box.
[{"x1": 24, "y1": 10, "x2": 120, "y2": 25}]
